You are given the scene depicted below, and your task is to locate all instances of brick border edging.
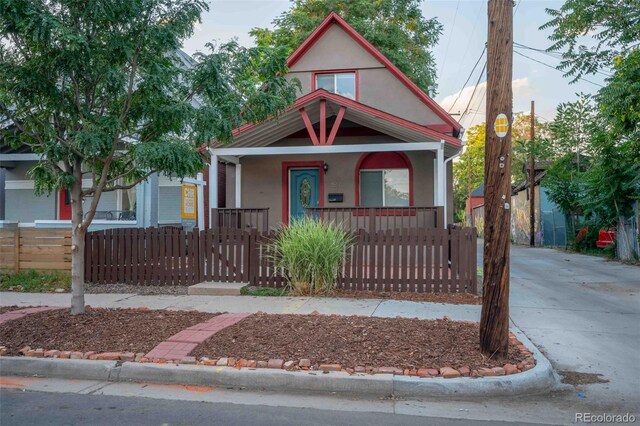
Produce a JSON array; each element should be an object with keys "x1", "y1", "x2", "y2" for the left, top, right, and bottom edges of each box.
[
  {"x1": 144, "y1": 313, "x2": 251, "y2": 361},
  {"x1": 3, "y1": 309, "x2": 536, "y2": 379},
  {"x1": 0, "y1": 306, "x2": 65, "y2": 326}
]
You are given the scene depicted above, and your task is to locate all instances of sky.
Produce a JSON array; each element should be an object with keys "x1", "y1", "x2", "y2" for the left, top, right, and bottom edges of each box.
[{"x1": 182, "y1": 0, "x2": 607, "y2": 133}]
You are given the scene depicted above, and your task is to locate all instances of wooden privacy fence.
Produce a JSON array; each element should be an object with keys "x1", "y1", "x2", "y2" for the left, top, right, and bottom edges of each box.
[
  {"x1": 0, "y1": 228, "x2": 72, "y2": 272},
  {"x1": 85, "y1": 226, "x2": 477, "y2": 293},
  {"x1": 251, "y1": 227, "x2": 478, "y2": 293}
]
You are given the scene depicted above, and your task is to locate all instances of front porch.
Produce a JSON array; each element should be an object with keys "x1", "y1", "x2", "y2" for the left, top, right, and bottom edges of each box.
[{"x1": 208, "y1": 90, "x2": 461, "y2": 231}]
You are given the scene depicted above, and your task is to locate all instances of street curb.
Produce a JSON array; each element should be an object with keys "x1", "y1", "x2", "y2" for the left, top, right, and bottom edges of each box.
[{"x1": 0, "y1": 326, "x2": 559, "y2": 397}]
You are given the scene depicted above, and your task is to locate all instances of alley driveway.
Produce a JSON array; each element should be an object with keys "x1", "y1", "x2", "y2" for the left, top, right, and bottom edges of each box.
[{"x1": 482, "y1": 241, "x2": 640, "y2": 411}]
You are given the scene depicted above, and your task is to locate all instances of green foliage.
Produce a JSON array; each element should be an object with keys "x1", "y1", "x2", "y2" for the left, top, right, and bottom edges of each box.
[
  {"x1": 0, "y1": 270, "x2": 71, "y2": 292},
  {"x1": 453, "y1": 124, "x2": 485, "y2": 222},
  {"x1": 545, "y1": 56, "x2": 640, "y2": 230},
  {"x1": 250, "y1": 0, "x2": 442, "y2": 94},
  {"x1": 269, "y1": 218, "x2": 353, "y2": 296},
  {"x1": 541, "y1": 0, "x2": 640, "y2": 82},
  {"x1": 239, "y1": 286, "x2": 287, "y2": 297},
  {"x1": 511, "y1": 113, "x2": 554, "y2": 184},
  {"x1": 0, "y1": 0, "x2": 299, "y2": 226}
]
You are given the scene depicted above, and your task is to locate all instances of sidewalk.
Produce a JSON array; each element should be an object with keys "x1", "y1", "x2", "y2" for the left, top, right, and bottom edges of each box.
[{"x1": 0, "y1": 292, "x2": 481, "y2": 321}]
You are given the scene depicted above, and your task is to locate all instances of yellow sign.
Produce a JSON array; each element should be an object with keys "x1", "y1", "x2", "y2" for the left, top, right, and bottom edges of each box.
[
  {"x1": 181, "y1": 185, "x2": 197, "y2": 220},
  {"x1": 494, "y1": 113, "x2": 509, "y2": 138}
]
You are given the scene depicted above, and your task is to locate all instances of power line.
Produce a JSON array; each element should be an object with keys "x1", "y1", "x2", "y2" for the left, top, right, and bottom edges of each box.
[
  {"x1": 459, "y1": 60, "x2": 487, "y2": 122},
  {"x1": 448, "y1": 47, "x2": 486, "y2": 113},
  {"x1": 438, "y1": 0, "x2": 461, "y2": 79},
  {"x1": 514, "y1": 42, "x2": 613, "y2": 77},
  {"x1": 513, "y1": 50, "x2": 605, "y2": 87}
]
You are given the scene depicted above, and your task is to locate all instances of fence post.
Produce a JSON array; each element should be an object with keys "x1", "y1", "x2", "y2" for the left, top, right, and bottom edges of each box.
[
  {"x1": 212, "y1": 208, "x2": 219, "y2": 228},
  {"x1": 436, "y1": 206, "x2": 445, "y2": 229},
  {"x1": 368, "y1": 209, "x2": 375, "y2": 233},
  {"x1": 13, "y1": 228, "x2": 20, "y2": 273}
]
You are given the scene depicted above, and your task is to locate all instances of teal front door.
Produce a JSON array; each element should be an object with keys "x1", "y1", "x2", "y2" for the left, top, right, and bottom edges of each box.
[{"x1": 290, "y1": 169, "x2": 320, "y2": 220}]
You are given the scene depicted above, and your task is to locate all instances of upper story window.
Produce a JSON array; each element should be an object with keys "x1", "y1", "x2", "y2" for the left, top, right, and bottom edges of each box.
[{"x1": 314, "y1": 72, "x2": 356, "y2": 99}]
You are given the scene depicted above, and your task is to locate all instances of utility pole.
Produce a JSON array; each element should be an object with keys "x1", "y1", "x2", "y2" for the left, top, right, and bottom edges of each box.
[
  {"x1": 467, "y1": 147, "x2": 472, "y2": 225},
  {"x1": 480, "y1": 0, "x2": 513, "y2": 359},
  {"x1": 529, "y1": 100, "x2": 535, "y2": 247}
]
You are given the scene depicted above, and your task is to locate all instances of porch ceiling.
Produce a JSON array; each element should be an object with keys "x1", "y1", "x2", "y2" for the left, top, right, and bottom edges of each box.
[{"x1": 219, "y1": 90, "x2": 461, "y2": 151}]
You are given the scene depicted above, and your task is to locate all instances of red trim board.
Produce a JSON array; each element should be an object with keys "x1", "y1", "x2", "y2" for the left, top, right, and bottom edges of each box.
[
  {"x1": 287, "y1": 12, "x2": 461, "y2": 133},
  {"x1": 354, "y1": 152, "x2": 414, "y2": 207}
]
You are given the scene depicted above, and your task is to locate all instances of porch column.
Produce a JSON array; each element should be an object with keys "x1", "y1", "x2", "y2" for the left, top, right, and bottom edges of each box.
[
  {"x1": 136, "y1": 173, "x2": 158, "y2": 227},
  {"x1": 208, "y1": 153, "x2": 218, "y2": 227},
  {"x1": 196, "y1": 172, "x2": 205, "y2": 229},
  {"x1": 0, "y1": 168, "x2": 5, "y2": 220},
  {"x1": 435, "y1": 141, "x2": 445, "y2": 207},
  {"x1": 235, "y1": 163, "x2": 242, "y2": 208}
]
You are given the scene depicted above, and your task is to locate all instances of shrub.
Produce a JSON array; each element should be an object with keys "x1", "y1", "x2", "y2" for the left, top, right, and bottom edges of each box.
[{"x1": 269, "y1": 218, "x2": 353, "y2": 295}]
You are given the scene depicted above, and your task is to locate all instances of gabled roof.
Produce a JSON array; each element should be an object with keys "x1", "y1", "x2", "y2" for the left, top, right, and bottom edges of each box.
[
  {"x1": 287, "y1": 12, "x2": 462, "y2": 133},
  {"x1": 227, "y1": 89, "x2": 461, "y2": 149},
  {"x1": 471, "y1": 184, "x2": 484, "y2": 197}
]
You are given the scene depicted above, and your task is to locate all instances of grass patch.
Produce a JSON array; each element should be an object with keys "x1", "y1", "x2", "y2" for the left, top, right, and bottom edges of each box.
[
  {"x1": 240, "y1": 286, "x2": 288, "y2": 297},
  {"x1": 0, "y1": 270, "x2": 71, "y2": 293}
]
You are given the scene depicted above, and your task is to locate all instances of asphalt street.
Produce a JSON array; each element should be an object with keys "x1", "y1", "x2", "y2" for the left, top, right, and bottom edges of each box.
[{"x1": 0, "y1": 388, "x2": 543, "y2": 426}]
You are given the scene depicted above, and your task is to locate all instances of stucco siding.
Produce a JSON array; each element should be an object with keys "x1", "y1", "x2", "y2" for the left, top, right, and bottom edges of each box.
[
  {"x1": 238, "y1": 139, "x2": 437, "y2": 229},
  {"x1": 286, "y1": 24, "x2": 447, "y2": 127}
]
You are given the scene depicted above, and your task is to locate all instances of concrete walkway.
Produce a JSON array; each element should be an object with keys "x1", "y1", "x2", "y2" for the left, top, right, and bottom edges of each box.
[{"x1": 0, "y1": 292, "x2": 480, "y2": 322}]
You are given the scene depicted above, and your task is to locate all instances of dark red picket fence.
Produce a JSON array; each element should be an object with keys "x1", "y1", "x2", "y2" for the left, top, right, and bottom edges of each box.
[{"x1": 85, "y1": 226, "x2": 477, "y2": 293}]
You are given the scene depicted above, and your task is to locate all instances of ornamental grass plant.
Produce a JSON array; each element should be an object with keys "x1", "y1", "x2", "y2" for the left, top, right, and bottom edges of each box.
[{"x1": 269, "y1": 218, "x2": 353, "y2": 296}]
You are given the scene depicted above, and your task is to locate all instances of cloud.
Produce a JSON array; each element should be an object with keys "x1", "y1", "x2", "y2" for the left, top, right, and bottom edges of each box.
[{"x1": 439, "y1": 77, "x2": 533, "y2": 130}]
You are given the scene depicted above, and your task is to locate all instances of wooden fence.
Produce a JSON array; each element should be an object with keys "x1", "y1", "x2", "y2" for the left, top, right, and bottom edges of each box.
[
  {"x1": 85, "y1": 226, "x2": 477, "y2": 293},
  {"x1": 251, "y1": 227, "x2": 477, "y2": 293},
  {"x1": 0, "y1": 228, "x2": 72, "y2": 272},
  {"x1": 85, "y1": 228, "x2": 202, "y2": 285}
]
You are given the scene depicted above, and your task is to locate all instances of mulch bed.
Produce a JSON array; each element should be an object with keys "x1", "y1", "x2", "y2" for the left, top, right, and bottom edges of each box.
[
  {"x1": 0, "y1": 306, "x2": 24, "y2": 314},
  {"x1": 330, "y1": 289, "x2": 481, "y2": 305},
  {"x1": 192, "y1": 314, "x2": 524, "y2": 371},
  {"x1": 0, "y1": 307, "x2": 216, "y2": 355}
]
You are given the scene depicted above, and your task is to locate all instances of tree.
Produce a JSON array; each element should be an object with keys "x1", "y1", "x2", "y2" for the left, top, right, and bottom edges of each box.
[
  {"x1": 250, "y1": 0, "x2": 442, "y2": 94},
  {"x1": 541, "y1": 0, "x2": 640, "y2": 82},
  {"x1": 0, "y1": 0, "x2": 299, "y2": 314},
  {"x1": 453, "y1": 123, "x2": 485, "y2": 222},
  {"x1": 511, "y1": 113, "x2": 552, "y2": 184}
]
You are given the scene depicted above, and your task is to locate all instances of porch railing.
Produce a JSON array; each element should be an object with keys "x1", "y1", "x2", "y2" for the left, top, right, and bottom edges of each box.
[
  {"x1": 211, "y1": 208, "x2": 269, "y2": 234},
  {"x1": 305, "y1": 206, "x2": 444, "y2": 233}
]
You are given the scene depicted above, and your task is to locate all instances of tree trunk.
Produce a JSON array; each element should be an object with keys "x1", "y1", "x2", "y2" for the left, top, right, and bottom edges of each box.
[{"x1": 70, "y1": 178, "x2": 86, "y2": 315}]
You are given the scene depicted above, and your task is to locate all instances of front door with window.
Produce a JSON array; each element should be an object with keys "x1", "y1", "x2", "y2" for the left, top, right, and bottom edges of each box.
[{"x1": 289, "y1": 169, "x2": 320, "y2": 220}]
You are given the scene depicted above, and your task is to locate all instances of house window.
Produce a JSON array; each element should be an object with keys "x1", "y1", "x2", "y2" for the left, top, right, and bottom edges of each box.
[
  {"x1": 315, "y1": 72, "x2": 356, "y2": 99},
  {"x1": 360, "y1": 170, "x2": 410, "y2": 207},
  {"x1": 356, "y1": 152, "x2": 413, "y2": 207}
]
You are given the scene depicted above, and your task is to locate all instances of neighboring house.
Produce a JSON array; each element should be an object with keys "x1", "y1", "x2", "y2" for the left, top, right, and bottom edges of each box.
[
  {"x1": 209, "y1": 12, "x2": 463, "y2": 229},
  {"x1": 466, "y1": 184, "x2": 484, "y2": 225},
  {"x1": 0, "y1": 50, "x2": 224, "y2": 230},
  {"x1": 2, "y1": 14, "x2": 463, "y2": 230}
]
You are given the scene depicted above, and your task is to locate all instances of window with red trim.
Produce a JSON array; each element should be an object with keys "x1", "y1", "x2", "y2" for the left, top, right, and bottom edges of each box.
[
  {"x1": 315, "y1": 72, "x2": 356, "y2": 99},
  {"x1": 356, "y1": 152, "x2": 413, "y2": 207}
]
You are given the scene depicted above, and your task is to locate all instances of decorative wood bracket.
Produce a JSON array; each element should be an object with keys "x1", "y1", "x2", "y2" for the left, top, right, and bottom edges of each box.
[{"x1": 299, "y1": 100, "x2": 347, "y2": 146}]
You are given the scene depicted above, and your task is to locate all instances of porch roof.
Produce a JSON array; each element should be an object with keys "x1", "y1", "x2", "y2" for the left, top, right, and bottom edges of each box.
[{"x1": 223, "y1": 90, "x2": 462, "y2": 151}]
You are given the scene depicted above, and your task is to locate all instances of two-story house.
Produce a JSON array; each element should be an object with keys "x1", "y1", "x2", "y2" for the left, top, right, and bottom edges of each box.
[{"x1": 209, "y1": 12, "x2": 463, "y2": 229}]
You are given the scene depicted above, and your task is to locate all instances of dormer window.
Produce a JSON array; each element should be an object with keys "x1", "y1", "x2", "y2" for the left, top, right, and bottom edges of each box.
[{"x1": 314, "y1": 71, "x2": 356, "y2": 99}]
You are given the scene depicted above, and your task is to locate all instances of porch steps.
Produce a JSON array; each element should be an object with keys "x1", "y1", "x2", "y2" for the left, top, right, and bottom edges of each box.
[{"x1": 187, "y1": 282, "x2": 246, "y2": 296}]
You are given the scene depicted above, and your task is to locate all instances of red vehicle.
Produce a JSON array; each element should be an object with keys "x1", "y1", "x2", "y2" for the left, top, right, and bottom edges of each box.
[{"x1": 596, "y1": 228, "x2": 616, "y2": 248}]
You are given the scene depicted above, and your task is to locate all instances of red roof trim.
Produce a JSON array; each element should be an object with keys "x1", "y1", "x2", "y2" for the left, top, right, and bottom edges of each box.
[
  {"x1": 286, "y1": 12, "x2": 462, "y2": 132},
  {"x1": 233, "y1": 90, "x2": 461, "y2": 147}
]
